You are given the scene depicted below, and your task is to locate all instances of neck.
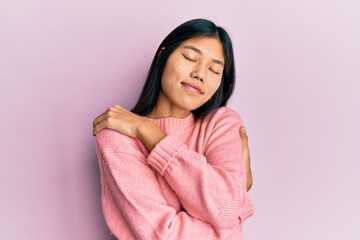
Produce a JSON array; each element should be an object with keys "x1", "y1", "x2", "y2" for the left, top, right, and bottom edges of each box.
[
  {"x1": 147, "y1": 91, "x2": 191, "y2": 119},
  {"x1": 147, "y1": 105, "x2": 190, "y2": 119}
]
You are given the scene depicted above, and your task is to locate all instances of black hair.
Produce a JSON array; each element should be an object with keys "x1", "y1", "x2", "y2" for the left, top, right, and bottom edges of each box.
[{"x1": 131, "y1": 18, "x2": 236, "y2": 119}]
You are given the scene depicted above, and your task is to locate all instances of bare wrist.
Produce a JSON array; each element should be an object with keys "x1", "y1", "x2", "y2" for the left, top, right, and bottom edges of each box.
[{"x1": 136, "y1": 120, "x2": 166, "y2": 151}]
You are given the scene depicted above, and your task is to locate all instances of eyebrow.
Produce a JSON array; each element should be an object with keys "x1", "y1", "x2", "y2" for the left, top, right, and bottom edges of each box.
[{"x1": 183, "y1": 45, "x2": 224, "y2": 66}]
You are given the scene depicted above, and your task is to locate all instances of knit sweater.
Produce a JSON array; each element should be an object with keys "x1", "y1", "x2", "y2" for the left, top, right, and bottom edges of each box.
[{"x1": 95, "y1": 107, "x2": 254, "y2": 240}]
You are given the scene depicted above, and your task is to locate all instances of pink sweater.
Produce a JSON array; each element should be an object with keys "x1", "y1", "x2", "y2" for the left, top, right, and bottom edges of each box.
[{"x1": 95, "y1": 107, "x2": 254, "y2": 240}]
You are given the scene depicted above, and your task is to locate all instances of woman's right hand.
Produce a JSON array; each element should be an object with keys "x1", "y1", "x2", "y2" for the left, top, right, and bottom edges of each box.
[
  {"x1": 93, "y1": 105, "x2": 166, "y2": 151},
  {"x1": 93, "y1": 105, "x2": 144, "y2": 138},
  {"x1": 240, "y1": 126, "x2": 253, "y2": 191}
]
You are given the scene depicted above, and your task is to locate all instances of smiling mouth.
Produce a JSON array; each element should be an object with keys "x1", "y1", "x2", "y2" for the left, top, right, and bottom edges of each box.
[{"x1": 181, "y1": 82, "x2": 204, "y2": 94}]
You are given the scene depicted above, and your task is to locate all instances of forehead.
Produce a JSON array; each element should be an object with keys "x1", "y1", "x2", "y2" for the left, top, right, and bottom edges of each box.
[{"x1": 178, "y1": 37, "x2": 225, "y2": 61}]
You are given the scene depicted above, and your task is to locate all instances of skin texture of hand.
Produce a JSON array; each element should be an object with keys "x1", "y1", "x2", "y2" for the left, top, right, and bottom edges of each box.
[
  {"x1": 93, "y1": 105, "x2": 166, "y2": 151},
  {"x1": 240, "y1": 126, "x2": 253, "y2": 191}
]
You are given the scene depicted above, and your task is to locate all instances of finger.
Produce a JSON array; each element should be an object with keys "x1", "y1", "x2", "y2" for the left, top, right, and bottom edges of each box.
[
  {"x1": 93, "y1": 120, "x2": 103, "y2": 136},
  {"x1": 93, "y1": 111, "x2": 110, "y2": 127},
  {"x1": 93, "y1": 111, "x2": 121, "y2": 134},
  {"x1": 240, "y1": 126, "x2": 249, "y2": 148},
  {"x1": 112, "y1": 104, "x2": 123, "y2": 110},
  {"x1": 240, "y1": 126, "x2": 247, "y2": 136},
  {"x1": 93, "y1": 106, "x2": 121, "y2": 126},
  {"x1": 93, "y1": 118, "x2": 113, "y2": 136},
  {"x1": 240, "y1": 126, "x2": 248, "y2": 140},
  {"x1": 110, "y1": 104, "x2": 128, "y2": 113}
]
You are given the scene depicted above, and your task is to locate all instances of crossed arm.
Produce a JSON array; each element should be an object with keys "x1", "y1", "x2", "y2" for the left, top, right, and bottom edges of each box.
[
  {"x1": 93, "y1": 105, "x2": 254, "y2": 238},
  {"x1": 93, "y1": 105, "x2": 253, "y2": 191}
]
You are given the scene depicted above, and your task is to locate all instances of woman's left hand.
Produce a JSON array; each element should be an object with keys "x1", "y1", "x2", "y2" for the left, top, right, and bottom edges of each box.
[
  {"x1": 240, "y1": 126, "x2": 253, "y2": 191},
  {"x1": 93, "y1": 105, "x2": 144, "y2": 137}
]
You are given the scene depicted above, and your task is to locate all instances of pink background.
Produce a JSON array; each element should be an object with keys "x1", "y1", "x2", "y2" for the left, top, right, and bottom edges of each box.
[{"x1": 1, "y1": 0, "x2": 359, "y2": 239}]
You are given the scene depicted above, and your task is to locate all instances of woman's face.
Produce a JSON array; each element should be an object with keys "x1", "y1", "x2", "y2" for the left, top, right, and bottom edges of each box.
[{"x1": 157, "y1": 37, "x2": 225, "y2": 117}]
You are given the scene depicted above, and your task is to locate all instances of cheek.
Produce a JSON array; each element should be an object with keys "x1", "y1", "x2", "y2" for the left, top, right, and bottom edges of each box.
[
  {"x1": 162, "y1": 63, "x2": 188, "y2": 84},
  {"x1": 208, "y1": 78, "x2": 222, "y2": 94}
]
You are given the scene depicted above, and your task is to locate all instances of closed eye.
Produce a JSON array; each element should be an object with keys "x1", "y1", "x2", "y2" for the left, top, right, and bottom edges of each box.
[
  {"x1": 209, "y1": 68, "x2": 221, "y2": 75},
  {"x1": 183, "y1": 54, "x2": 196, "y2": 62}
]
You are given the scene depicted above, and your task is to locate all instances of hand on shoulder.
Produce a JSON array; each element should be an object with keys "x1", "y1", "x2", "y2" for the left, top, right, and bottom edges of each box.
[
  {"x1": 93, "y1": 105, "x2": 166, "y2": 152},
  {"x1": 93, "y1": 105, "x2": 146, "y2": 138},
  {"x1": 211, "y1": 107, "x2": 253, "y2": 191}
]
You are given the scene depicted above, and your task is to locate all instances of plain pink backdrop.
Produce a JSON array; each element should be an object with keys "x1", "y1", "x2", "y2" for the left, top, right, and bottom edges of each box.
[{"x1": 1, "y1": 0, "x2": 359, "y2": 239}]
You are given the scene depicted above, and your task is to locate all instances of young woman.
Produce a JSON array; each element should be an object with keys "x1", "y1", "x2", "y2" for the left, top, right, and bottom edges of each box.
[{"x1": 93, "y1": 19, "x2": 254, "y2": 240}]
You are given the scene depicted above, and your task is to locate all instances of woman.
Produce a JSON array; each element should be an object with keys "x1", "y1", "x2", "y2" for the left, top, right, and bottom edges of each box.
[{"x1": 93, "y1": 19, "x2": 254, "y2": 239}]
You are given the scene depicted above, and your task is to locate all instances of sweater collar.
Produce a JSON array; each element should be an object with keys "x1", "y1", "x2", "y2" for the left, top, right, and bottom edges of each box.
[{"x1": 143, "y1": 113, "x2": 195, "y2": 134}]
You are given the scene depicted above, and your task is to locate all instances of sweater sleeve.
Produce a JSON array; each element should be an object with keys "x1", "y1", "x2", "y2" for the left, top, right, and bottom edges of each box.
[
  {"x1": 96, "y1": 129, "x2": 229, "y2": 240},
  {"x1": 147, "y1": 108, "x2": 254, "y2": 228}
]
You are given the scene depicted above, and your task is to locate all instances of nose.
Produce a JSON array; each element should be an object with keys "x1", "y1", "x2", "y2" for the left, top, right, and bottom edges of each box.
[{"x1": 190, "y1": 64, "x2": 206, "y2": 82}]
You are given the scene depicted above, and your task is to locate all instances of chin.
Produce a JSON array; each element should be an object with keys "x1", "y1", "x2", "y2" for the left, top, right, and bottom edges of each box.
[{"x1": 181, "y1": 104, "x2": 203, "y2": 112}]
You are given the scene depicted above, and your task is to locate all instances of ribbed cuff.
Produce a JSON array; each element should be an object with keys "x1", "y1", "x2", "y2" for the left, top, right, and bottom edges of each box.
[{"x1": 147, "y1": 135, "x2": 186, "y2": 176}]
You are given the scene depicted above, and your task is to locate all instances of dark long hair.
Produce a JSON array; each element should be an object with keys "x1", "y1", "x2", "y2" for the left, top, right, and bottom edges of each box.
[{"x1": 131, "y1": 18, "x2": 236, "y2": 119}]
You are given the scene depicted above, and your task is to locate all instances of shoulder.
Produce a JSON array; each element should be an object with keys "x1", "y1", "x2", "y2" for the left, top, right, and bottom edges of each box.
[
  {"x1": 95, "y1": 129, "x2": 143, "y2": 155},
  {"x1": 203, "y1": 107, "x2": 243, "y2": 128},
  {"x1": 200, "y1": 107, "x2": 243, "y2": 156}
]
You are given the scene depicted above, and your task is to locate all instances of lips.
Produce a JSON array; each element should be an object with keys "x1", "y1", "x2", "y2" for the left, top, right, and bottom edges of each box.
[{"x1": 181, "y1": 82, "x2": 204, "y2": 94}]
